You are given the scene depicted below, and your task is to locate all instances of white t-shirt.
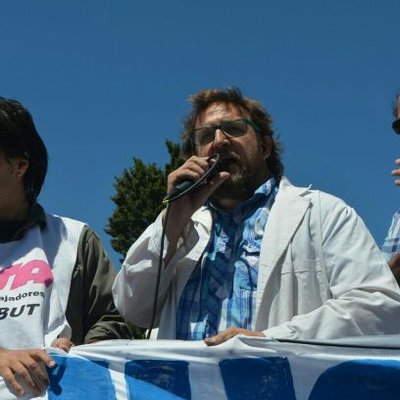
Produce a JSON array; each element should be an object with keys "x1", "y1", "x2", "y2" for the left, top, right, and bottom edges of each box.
[{"x1": 0, "y1": 214, "x2": 84, "y2": 349}]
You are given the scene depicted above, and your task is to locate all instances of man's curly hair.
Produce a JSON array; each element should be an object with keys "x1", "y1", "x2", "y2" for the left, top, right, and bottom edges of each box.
[{"x1": 181, "y1": 87, "x2": 284, "y2": 180}]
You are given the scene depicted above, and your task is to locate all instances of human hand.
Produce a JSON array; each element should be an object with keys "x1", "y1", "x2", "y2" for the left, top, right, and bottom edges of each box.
[
  {"x1": 167, "y1": 155, "x2": 229, "y2": 209},
  {"x1": 391, "y1": 159, "x2": 400, "y2": 186},
  {"x1": 204, "y1": 327, "x2": 265, "y2": 346},
  {"x1": 51, "y1": 337, "x2": 74, "y2": 353},
  {"x1": 164, "y1": 156, "x2": 229, "y2": 261},
  {"x1": 0, "y1": 348, "x2": 55, "y2": 397}
]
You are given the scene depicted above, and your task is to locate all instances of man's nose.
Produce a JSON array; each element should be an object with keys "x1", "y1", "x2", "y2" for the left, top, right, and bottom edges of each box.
[{"x1": 212, "y1": 128, "x2": 229, "y2": 151}]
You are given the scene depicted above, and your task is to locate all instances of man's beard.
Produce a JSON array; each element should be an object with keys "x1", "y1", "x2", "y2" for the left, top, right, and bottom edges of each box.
[{"x1": 210, "y1": 154, "x2": 269, "y2": 206}]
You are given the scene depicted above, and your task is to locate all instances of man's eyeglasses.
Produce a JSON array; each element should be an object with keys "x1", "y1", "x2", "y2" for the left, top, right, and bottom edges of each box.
[{"x1": 191, "y1": 119, "x2": 259, "y2": 147}]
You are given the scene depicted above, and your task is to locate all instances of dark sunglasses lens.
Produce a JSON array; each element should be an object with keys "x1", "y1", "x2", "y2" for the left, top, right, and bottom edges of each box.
[
  {"x1": 222, "y1": 120, "x2": 247, "y2": 137},
  {"x1": 195, "y1": 127, "x2": 215, "y2": 145},
  {"x1": 393, "y1": 119, "x2": 400, "y2": 134}
]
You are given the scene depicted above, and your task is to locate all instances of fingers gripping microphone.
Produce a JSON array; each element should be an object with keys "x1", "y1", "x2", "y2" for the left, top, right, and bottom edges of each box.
[{"x1": 165, "y1": 154, "x2": 226, "y2": 202}]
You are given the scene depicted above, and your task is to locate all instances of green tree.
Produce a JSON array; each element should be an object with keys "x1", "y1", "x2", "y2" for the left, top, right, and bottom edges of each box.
[
  {"x1": 105, "y1": 140, "x2": 184, "y2": 261},
  {"x1": 106, "y1": 141, "x2": 183, "y2": 339}
]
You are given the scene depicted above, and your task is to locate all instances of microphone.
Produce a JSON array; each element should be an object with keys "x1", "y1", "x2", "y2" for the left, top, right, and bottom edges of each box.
[{"x1": 165, "y1": 154, "x2": 226, "y2": 202}]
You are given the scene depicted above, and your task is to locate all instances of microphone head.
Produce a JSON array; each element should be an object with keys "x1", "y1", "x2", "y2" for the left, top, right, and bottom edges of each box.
[
  {"x1": 207, "y1": 154, "x2": 228, "y2": 178},
  {"x1": 210, "y1": 153, "x2": 231, "y2": 174},
  {"x1": 216, "y1": 156, "x2": 229, "y2": 173}
]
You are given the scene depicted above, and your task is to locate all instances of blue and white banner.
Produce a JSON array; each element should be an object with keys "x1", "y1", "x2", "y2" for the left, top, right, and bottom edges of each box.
[{"x1": 2, "y1": 336, "x2": 400, "y2": 399}]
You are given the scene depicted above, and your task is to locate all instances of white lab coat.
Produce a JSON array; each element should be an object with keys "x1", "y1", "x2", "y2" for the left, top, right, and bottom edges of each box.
[{"x1": 113, "y1": 177, "x2": 400, "y2": 339}]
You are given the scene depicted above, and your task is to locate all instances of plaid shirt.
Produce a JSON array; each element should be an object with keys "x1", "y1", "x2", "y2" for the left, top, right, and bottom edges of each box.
[
  {"x1": 176, "y1": 177, "x2": 278, "y2": 340},
  {"x1": 382, "y1": 209, "x2": 400, "y2": 261}
]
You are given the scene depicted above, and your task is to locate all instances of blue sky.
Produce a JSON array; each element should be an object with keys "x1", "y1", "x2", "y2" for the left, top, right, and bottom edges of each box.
[{"x1": 1, "y1": 1, "x2": 399, "y2": 266}]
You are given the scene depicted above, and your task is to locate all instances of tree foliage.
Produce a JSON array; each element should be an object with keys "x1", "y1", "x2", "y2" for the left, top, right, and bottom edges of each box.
[
  {"x1": 105, "y1": 140, "x2": 184, "y2": 261},
  {"x1": 105, "y1": 141, "x2": 184, "y2": 339}
]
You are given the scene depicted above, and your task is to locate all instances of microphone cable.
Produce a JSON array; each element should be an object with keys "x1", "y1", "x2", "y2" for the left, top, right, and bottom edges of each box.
[
  {"x1": 146, "y1": 154, "x2": 222, "y2": 339},
  {"x1": 146, "y1": 202, "x2": 170, "y2": 339}
]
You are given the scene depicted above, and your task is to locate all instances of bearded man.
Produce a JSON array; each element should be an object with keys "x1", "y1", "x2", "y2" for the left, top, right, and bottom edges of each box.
[{"x1": 113, "y1": 87, "x2": 400, "y2": 344}]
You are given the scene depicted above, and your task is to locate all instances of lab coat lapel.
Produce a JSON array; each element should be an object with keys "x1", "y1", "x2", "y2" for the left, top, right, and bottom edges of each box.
[{"x1": 255, "y1": 178, "x2": 311, "y2": 320}]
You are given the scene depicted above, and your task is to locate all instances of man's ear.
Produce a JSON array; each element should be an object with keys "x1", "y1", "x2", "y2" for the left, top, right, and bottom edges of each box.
[
  {"x1": 13, "y1": 157, "x2": 29, "y2": 179},
  {"x1": 261, "y1": 135, "x2": 273, "y2": 160}
]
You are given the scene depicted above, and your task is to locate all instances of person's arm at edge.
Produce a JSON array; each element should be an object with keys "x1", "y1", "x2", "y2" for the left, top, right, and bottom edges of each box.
[{"x1": 66, "y1": 226, "x2": 133, "y2": 344}]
